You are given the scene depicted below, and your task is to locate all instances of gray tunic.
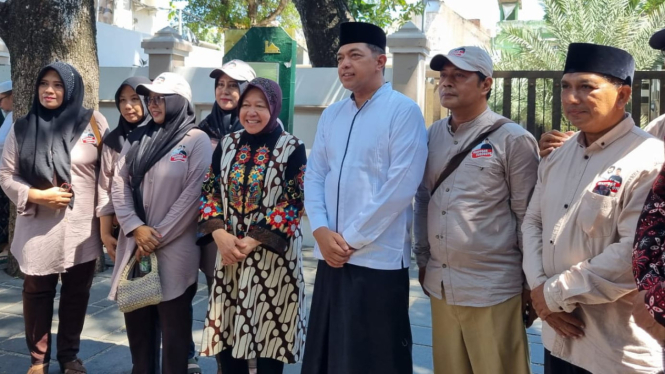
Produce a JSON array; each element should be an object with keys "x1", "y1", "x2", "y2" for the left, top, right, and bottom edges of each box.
[
  {"x1": 108, "y1": 128, "x2": 211, "y2": 302},
  {"x1": 0, "y1": 111, "x2": 109, "y2": 276}
]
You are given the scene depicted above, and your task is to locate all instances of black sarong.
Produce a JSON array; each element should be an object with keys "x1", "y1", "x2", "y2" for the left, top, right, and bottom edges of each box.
[{"x1": 302, "y1": 260, "x2": 413, "y2": 374}]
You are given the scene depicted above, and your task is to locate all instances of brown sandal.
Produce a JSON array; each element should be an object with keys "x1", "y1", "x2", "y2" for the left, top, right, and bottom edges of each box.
[
  {"x1": 59, "y1": 358, "x2": 87, "y2": 374},
  {"x1": 26, "y1": 363, "x2": 49, "y2": 374}
]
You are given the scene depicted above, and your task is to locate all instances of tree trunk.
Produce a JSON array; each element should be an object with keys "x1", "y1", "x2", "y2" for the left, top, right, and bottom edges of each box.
[
  {"x1": 247, "y1": 0, "x2": 258, "y2": 26},
  {"x1": 293, "y1": 0, "x2": 354, "y2": 67},
  {"x1": 256, "y1": 0, "x2": 290, "y2": 27},
  {"x1": 0, "y1": 0, "x2": 101, "y2": 277}
]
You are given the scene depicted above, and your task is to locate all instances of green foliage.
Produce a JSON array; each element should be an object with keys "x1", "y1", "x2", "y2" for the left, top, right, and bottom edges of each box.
[
  {"x1": 171, "y1": 0, "x2": 301, "y2": 43},
  {"x1": 348, "y1": 0, "x2": 426, "y2": 28},
  {"x1": 631, "y1": 0, "x2": 665, "y2": 12},
  {"x1": 174, "y1": 0, "x2": 424, "y2": 45},
  {"x1": 491, "y1": 0, "x2": 665, "y2": 131},
  {"x1": 494, "y1": 0, "x2": 665, "y2": 71}
]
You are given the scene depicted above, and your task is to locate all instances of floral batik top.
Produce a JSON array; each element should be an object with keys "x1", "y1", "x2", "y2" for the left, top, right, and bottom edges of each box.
[
  {"x1": 198, "y1": 126, "x2": 306, "y2": 252},
  {"x1": 634, "y1": 163, "x2": 665, "y2": 326}
]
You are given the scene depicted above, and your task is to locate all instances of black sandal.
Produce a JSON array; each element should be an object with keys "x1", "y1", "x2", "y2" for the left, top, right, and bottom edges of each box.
[{"x1": 59, "y1": 358, "x2": 87, "y2": 374}]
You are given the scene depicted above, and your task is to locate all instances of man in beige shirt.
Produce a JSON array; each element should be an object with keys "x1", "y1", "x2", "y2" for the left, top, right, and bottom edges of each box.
[
  {"x1": 523, "y1": 43, "x2": 664, "y2": 374},
  {"x1": 413, "y1": 46, "x2": 539, "y2": 374},
  {"x1": 539, "y1": 116, "x2": 664, "y2": 157}
]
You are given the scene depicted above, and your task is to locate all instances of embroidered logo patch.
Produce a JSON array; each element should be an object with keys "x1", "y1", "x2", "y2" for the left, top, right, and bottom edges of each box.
[
  {"x1": 592, "y1": 166, "x2": 623, "y2": 196},
  {"x1": 170, "y1": 145, "x2": 187, "y2": 162},
  {"x1": 80, "y1": 129, "x2": 97, "y2": 144},
  {"x1": 471, "y1": 139, "x2": 493, "y2": 158},
  {"x1": 451, "y1": 48, "x2": 466, "y2": 57}
]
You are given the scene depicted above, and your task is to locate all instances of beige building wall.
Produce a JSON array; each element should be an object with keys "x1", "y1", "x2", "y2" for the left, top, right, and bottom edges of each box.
[{"x1": 414, "y1": 1, "x2": 491, "y2": 58}]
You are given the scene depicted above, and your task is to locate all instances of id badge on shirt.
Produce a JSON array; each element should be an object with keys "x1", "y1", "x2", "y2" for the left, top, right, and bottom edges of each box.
[{"x1": 591, "y1": 165, "x2": 623, "y2": 197}]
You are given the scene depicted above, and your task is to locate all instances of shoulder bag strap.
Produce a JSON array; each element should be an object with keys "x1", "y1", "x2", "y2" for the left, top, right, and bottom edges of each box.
[
  {"x1": 89, "y1": 113, "x2": 103, "y2": 157},
  {"x1": 430, "y1": 117, "x2": 512, "y2": 196}
]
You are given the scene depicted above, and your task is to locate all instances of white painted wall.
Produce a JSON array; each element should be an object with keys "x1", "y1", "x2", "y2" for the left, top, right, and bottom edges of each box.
[
  {"x1": 133, "y1": 0, "x2": 171, "y2": 35},
  {"x1": 96, "y1": 23, "x2": 150, "y2": 67},
  {"x1": 184, "y1": 46, "x2": 224, "y2": 68},
  {"x1": 96, "y1": 23, "x2": 224, "y2": 68},
  {"x1": 112, "y1": 0, "x2": 134, "y2": 30}
]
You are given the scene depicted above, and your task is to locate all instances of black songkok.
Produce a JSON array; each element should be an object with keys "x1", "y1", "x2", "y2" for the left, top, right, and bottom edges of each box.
[
  {"x1": 563, "y1": 43, "x2": 635, "y2": 85},
  {"x1": 649, "y1": 28, "x2": 665, "y2": 51},
  {"x1": 339, "y1": 22, "x2": 387, "y2": 50}
]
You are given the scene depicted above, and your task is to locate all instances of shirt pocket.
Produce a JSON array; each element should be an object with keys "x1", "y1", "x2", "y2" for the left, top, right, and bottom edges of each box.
[
  {"x1": 454, "y1": 159, "x2": 504, "y2": 195},
  {"x1": 576, "y1": 190, "x2": 618, "y2": 238}
]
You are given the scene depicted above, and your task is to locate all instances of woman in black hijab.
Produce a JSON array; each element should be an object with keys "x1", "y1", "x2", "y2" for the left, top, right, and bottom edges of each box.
[
  {"x1": 108, "y1": 72, "x2": 212, "y2": 374},
  {"x1": 0, "y1": 62, "x2": 109, "y2": 374},
  {"x1": 97, "y1": 76, "x2": 151, "y2": 262},
  {"x1": 198, "y1": 59, "x2": 256, "y2": 149}
]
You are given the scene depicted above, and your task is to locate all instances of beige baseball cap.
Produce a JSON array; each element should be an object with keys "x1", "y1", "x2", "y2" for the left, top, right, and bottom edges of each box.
[
  {"x1": 430, "y1": 46, "x2": 493, "y2": 77},
  {"x1": 136, "y1": 72, "x2": 192, "y2": 103},
  {"x1": 210, "y1": 60, "x2": 256, "y2": 82}
]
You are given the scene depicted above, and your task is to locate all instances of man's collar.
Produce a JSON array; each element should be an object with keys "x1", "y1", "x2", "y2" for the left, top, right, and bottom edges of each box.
[
  {"x1": 350, "y1": 82, "x2": 391, "y2": 103},
  {"x1": 446, "y1": 107, "x2": 492, "y2": 134},
  {"x1": 576, "y1": 113, "x2": 634, "y2": 152}
]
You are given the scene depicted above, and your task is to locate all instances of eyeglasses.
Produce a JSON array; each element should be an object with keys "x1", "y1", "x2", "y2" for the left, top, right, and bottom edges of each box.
[
  {"x1": 146, "y1": 96, "x2": 165, "y2": 106},
  {"x1": 60, "y1": 183, "x2": 72, "y2": 193}
]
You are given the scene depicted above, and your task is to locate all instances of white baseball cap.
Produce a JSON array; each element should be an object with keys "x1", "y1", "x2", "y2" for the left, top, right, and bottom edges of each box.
[
  {"x1": 136, "y1": 72, "x2": 192, "y2": 103},
  {"x1": 0, "y1": 81, "x2": 12, "y2": 95},
  {"x1": 210, "y1": 60, "x2": 256, "y2": 82},
  {"x1": 430, "y1": 46, "x2": 493, "y2": 77}
]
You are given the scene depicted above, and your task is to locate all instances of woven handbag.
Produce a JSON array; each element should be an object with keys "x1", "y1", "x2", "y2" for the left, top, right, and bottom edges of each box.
[{"x1": 117, "y1": 252, "x2": 162, "y2": 313}]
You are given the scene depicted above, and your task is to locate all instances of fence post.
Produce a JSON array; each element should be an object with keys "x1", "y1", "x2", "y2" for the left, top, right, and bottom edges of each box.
[
  {"x1": 387, "y1": 22, "x2": 430, "y2": 115},
  {"x1": 141, "y1": 26, "x2": 193, "y2": 79}
]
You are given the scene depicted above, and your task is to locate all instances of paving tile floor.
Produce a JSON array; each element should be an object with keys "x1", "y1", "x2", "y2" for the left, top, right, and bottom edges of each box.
[{"x1": 0, "y1": 249, "x2": 544, "y2": 374}]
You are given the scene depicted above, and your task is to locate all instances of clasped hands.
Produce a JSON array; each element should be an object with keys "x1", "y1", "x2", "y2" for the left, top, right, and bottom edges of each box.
[
  {"x1": 133, "y1": 225, "x2": 162, "y2": 261},
  {"x1": 531, "y1": 283, "x2": 585, "y2": 339},
  {"x1": 313, "y1": 227, "x2": 353, "y2": 268},
  {"x1": 212, "y1": 229, "x2": 260, "y2": 266}
]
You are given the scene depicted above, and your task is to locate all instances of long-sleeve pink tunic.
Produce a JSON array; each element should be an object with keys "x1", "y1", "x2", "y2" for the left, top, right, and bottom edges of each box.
[{"x1": 0, "y1": 111, "x2": 109, "y2": 276}]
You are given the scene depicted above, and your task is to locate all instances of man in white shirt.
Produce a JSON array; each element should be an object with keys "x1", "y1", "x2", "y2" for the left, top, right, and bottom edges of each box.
[{"x1": 302, "y1": 22, "x2": 428, "y2": 374}]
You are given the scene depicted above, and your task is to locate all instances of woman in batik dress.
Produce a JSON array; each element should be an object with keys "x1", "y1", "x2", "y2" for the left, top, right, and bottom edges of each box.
[{"x1": 197, "y1": 77, "x2": 307, "y2": 374}]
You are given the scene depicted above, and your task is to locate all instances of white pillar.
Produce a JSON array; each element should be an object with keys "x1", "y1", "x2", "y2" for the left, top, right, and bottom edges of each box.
[
  {"x1": 386, "y1": 22, "x2": 430, "y2": 114},
  {"x1": 141, "y1": 26, "x2": 193, "y2": 79},
  {"x1": 0, "y1": 39, "x2": 10, "y2": 65}
]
